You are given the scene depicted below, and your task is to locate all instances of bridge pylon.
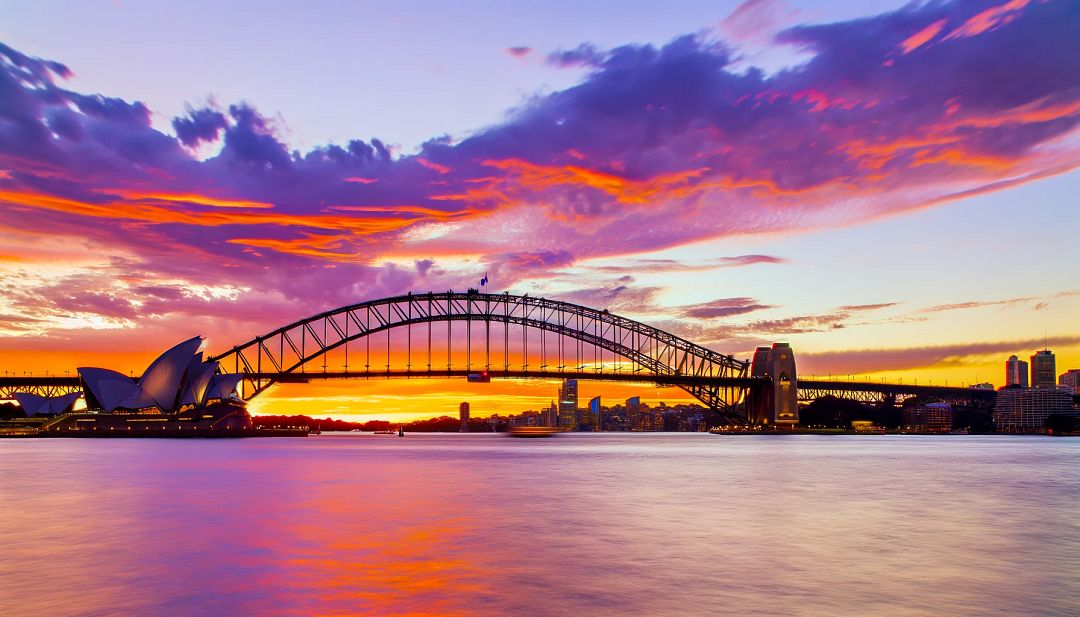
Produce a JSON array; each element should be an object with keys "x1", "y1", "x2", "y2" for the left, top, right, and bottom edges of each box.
[{"x1": 745, "y1": 343, "x2": 798, "y2": 426}]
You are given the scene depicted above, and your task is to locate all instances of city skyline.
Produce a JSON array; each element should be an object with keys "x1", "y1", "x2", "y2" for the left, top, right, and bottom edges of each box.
[{"x1": 1, "y1": 0, "x2": 1079, "y2": 421}]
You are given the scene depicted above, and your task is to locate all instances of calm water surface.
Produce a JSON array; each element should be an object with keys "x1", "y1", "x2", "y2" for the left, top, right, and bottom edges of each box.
[{"x1": 1, "y1": 433, "x2": 1077, "y2": 616}]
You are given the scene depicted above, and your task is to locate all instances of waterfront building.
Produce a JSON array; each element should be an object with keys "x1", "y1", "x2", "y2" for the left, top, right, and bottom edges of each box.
[
  {"x1": 625, "y1": 396, "x2": 642, "y2": 430},
  {"x1": 1060, "y1": 369, "x2": 1080, "y2": 395},
  {"x1": 994, "y1": 386, "x2": 1076, "y2": 433},
  {"x1": 12, "y1": 391, "x2": 82, "y2": 416},
  {"x1": 77, "y1": 336, "x2": 242, "y2": 413},
  {"x1": 644, "y1": 408, "x2": 665, "y2": 431},
  {"x1": 557, "y1": 379, "x2": 579, "y2": 429},
  {"x1": 12, "y1": 337, "x2": 255, "y2": 436},
  {"x1": 1031, "y1": 350, "x2": 1056, "y2": 388},
  {"x1": 585, "y1": 396, "x2": 600, "y2": 431},
  {"x1": 542, "y1": 400, "x2": 558, "y2": 428},
  {"x1": 459, "y1": 401, "x2": 470, "y2": 432},
  {"x1": 901, "y1": 402, "x2": 953, "y2": 433},
  {"x1": 1005, "y1": 355, "x2": 1028, "y2": 387}
]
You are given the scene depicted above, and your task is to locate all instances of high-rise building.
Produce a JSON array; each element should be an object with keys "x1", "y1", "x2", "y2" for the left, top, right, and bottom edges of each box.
[
  {"x1": 459, "y1": 401, "x2": 470, "y2": 432},
  {"x1": 558, "y1": 379, "x2": 579, "y2": 429},
  {"x1": 625, "y1": 396, "x2": 642, "y2": 430},
  {"x1": 1005, "y1": 355, "x2": 1028, "y2": 387},
  {"x1": 543, "y1": 400, "x2": 558, "y2": 427},
  {"x1": 586, "y1": 396, "x2": 601, "y2": 431},
  {"x1": 994, "y1": 387, "x2": 1075, "y2": 433},
  {"x1": 1030, "y1": 350, "x2": 1056, "y2": 388},
  {"x1": 1060, "y1": 369, "x2": 1080, "y2": 395}
]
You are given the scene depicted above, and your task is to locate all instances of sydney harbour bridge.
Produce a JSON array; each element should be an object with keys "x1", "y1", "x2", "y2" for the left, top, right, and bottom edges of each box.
[{"x1": 0, "y1": 291, "x2": 996, "y2": 422}]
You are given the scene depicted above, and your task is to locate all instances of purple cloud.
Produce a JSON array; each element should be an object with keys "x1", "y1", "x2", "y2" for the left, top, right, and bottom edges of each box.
[
  {"x1": 546, "y1": 43, "x2": 606, "y2": 68},
  {"x1": 681, "y1": 297, "x2": 774, "y2": 319},
  {"x1": 172, "y1": 107, "x2": 229, "y2": 148},
  {"x1": 801, "y1": 335, "x2": 1080, "y2": 375},
  {"x1": 589, "y1": 255, "x2": 785, "y2": 275}
]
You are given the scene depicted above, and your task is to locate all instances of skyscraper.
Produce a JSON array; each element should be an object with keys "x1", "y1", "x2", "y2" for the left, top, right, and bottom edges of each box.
[
  {"x1": 1005, "y1": 355, "x2": 1029, "y2": 387},
  {"x1": 1030, "y1": 350, "x2": 1056, "y2": 388},
  {"x1": 558, "y1": 379, "x2": 579, "y2": 429},
  {"x1": 625, "y1": 396, "x2": 641, "y2": 430},
  {"x1": 587, "y1": 396, "x2": 601, "y2": 431},
  {"x1": 1060, "y1": 369, "x2": 1080, "y2": 395},
  {"x1": 544, "y1": 400, "x2": 558, "y2": 428},
  {"x1": 459, "y1": 401, "x2": 470, "y2": 432}
]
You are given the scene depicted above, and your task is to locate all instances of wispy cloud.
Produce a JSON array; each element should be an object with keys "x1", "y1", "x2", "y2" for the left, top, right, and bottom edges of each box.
[
  {"x1": 505, "y1": 46, "x2": 533, "y2": 59},
  {"x1": 800, "y1": 335, "x2": 1080, "y2": 375},
  {"x1": 679, "y1": 297, "x2": 775, "y2": 319},
  {"x1": 587, "y1": 254, "x2": 785, "y2": 274}
]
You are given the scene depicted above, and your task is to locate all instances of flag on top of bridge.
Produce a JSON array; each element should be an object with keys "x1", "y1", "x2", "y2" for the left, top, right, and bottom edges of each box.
[{"x1": 480, "y1": 273, "x2": 488, "y2": 288}]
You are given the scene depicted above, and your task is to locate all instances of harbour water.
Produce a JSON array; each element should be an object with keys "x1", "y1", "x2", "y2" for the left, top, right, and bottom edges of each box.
[{"x1": 1, "y1": 433, "x2": 1077, "y2": 616}]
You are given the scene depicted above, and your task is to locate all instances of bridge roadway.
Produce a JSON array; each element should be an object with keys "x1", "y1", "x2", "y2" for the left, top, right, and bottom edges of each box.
[{"x1": 1, "y1": 372, "x2": 999, "y2": 406}]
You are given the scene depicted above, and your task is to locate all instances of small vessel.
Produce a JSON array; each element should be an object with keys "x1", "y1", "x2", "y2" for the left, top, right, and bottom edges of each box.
[
  {"x1": 398, "y1": 425, "x2": 405, "y2": 437},
  {"x1": 507, "y1": 426, "x2": 563, "y2": 438}
]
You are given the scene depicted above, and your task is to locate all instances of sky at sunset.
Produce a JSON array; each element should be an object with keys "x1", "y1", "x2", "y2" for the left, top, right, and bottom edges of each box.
[{"x1": 1, "y1": 0, "x2": 1078, "y2": 421}]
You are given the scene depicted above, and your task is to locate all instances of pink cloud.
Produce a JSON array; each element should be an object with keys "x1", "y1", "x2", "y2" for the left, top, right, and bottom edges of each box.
[
  {"x1": 801, "y1": 335, "x2": 1080, "y2": 375},
  {"x1": 898, "y1": 18, "x2": 948, "y2": 54},
  {"x1": 943, "y1": 0, "x2": 1029, "y2": 41},
  {"x1": 720, "y1": 0, "x2": 799, "y2": 45}
]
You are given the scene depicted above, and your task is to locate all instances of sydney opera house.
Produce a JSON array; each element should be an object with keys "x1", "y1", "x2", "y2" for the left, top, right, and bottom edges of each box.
[
  {"x1": 13, "y1": 337, "x2": 261, "y2": 436},
  {"x1": 77, "y1": 336, "x2": 243, "y2": 414}
]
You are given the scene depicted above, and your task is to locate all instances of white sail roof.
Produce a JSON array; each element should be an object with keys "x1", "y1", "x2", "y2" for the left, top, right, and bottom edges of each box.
[
  {"x1": 77, "y1": 367, "x2": 140, "y2": 413},
  {"x1": 13, "y1": 392, "x2": 48, "y2": 414},
  {"x1": 11, "y1": 392, "x2": 78, "y2": 415},
  {"x1": 76, "y1": 336, "x2": 245, "y2": 413},
  {"x1": 136, "y1": 336, "x2": 203, "y2": 412},
  {"x1": 179, "y1": 359, "x2": 218, "y2": 408},
  {"x1": 207, "y1": 373, "x2": 243, "y2": 402}
]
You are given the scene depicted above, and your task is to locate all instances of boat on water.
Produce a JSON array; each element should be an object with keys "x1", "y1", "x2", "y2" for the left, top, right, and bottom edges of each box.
[
  {"x1": 506, "y1": 426, "x2": 564, "y2": 438},
  {"x1": 398, "y1": 425, "x2": 405, "y2": 437}
]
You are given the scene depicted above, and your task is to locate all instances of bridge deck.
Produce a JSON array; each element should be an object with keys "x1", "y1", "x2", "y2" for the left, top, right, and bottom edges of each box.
[{"x1": 2, "y1": 374, "x2": 997, "y2": 401}]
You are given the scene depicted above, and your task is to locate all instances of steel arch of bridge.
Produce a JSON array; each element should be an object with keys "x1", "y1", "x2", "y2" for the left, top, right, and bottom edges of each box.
[{"x1": 209, "y1": 291, "x2": 751, "y2": 411}]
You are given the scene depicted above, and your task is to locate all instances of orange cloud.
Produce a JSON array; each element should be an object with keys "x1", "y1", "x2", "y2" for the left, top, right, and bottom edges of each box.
[
  {"x1": 910, "y1": 147, "x2": 1015, "y2": 171},
  {"x1": 105, "y1": 190, "x2": 275, "y2": 209},
  {"x1": 899, "y1": 18, "x2": 948, "y2": 54},
  {"x1": 227, "y1": 233, "x2": 358, "y2": 262},
  {"x1": 943, "y1": 0, "x2": 1029, "y2": 41},
  {"x1": 328, "y1": 204, "x2": 482, "y2": 220},
  {"x1": 417, "y1": 158, "x2": 451, "y2": 175},
  {"x1": 479, "y1": 158, "x2": 709, "y2": 204},
  {"x1": 791, "y1": 89, "x2": 864, "y2": 112},
  {"x1": 948, "y1": 97, "x2": 1080, "y2": 129},
  {"x1": 0, "y1": 189, "x2": 458, "y2": 237}
]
